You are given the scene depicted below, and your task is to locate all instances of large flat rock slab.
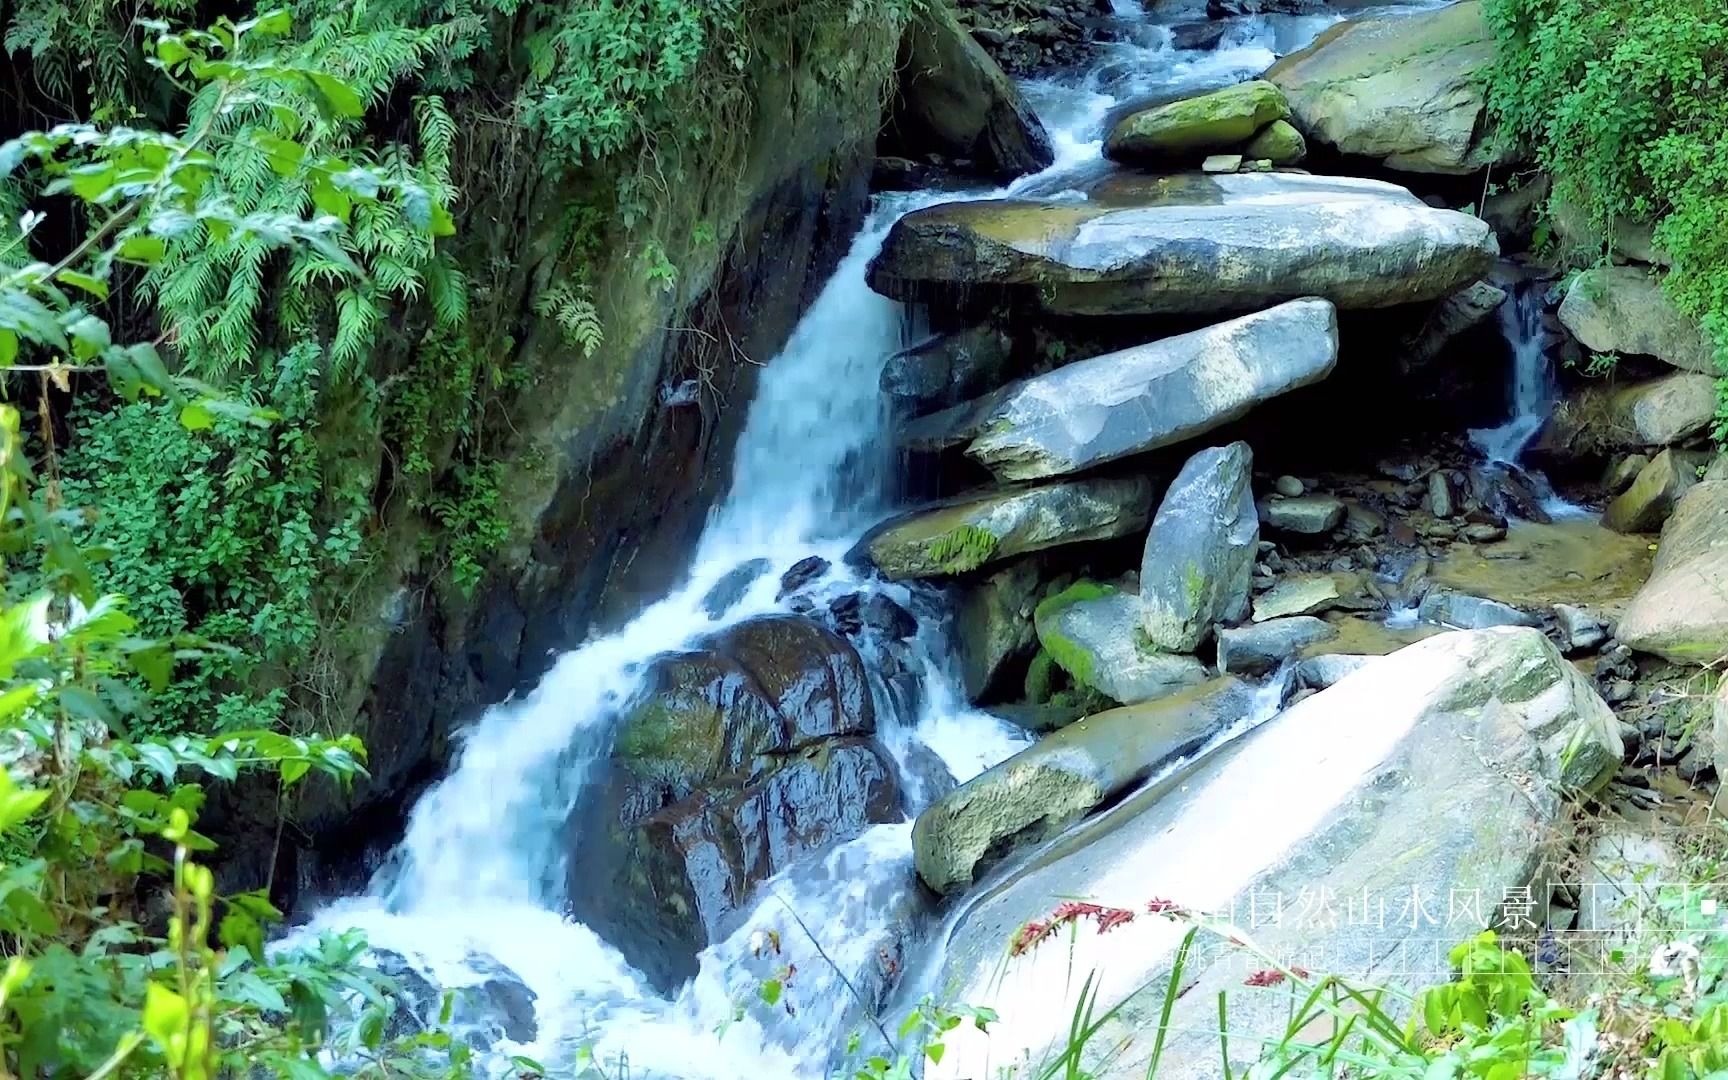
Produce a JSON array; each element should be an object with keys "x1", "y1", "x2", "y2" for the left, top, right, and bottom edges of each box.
[
  {"x1": 865, "y1": 172, "x2": 1498, "y2": 316},
  {"x1": 905, "y1": 299, "x2": 1338, "y2": 481},
  {"x1": 926, "y1": 628, "x2": 1620, "y2": 1078}
]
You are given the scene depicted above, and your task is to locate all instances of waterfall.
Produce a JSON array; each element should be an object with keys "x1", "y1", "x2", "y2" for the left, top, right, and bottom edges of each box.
[
  {"x1": 1469, "y1": 281, "x2": 1558, "y2": 466},
  {"x1": 296, "y1": 5, "x2": 1450, "y2": 1076}
]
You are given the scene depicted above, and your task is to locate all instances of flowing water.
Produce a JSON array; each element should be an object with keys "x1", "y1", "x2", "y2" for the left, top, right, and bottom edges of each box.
[
  {"x1": 1470, "y1": 281, "x2": 1559, "y2": 467},
  {"x1": 301, "y1": 6, "x2": 1454, "y2": 1076}
]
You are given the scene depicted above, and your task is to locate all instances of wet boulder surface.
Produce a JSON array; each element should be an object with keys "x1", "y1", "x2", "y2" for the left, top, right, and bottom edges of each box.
[{"x1": 567, "y1": 615, "x2": 900, "y2": 988}]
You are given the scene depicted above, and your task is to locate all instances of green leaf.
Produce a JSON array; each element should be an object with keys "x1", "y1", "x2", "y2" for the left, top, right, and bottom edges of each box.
[
  {"x1": 925, "y1": 1042, "x2": 945, "y2": 1065},
  {"x1": 136, "y1": 743, "x2": 177, "y2": 782},
  {"x1": 117, "y1": 234, "x2": 168, "y2": 264},
  {"x1": 155, "y1": 35, "x2": 193, "y2": 68},
  {"x1": 142, "y1": 983, "x2": 190, "y2": 1060},
  {"x1": 58, "y1": 685, "x2": 115, "y2": 730},
  {"x1": 758, "y1": 978, "x2": 781, "y2": 1007},
  {"x1": 303, "y1": 71, "x2": 365, "y2": 119},
  {"x1": 178, "y1": 400, "x2": 215, "y2": 431},
  {"x1": 281, "y1": 758, "x2": 311, "y2": 786},
  {"x1": 0, "y1": 330, "x2": 15, "y2": 367},
  {"x1": 55, "y1": 270, "x2": 108, "y2": 301},
  {"x1": 0, "y1": 771, "x2": 49, "y2": 833}
]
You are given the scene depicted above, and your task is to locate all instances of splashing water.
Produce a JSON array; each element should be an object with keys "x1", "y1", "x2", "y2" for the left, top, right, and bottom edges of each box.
[
  {"x1": 1469, "y1": 281, "x2": 1558, "y2": 466},
  {"x1": 299, "y1": 5, "x2": 1447, "y2": 1076}
]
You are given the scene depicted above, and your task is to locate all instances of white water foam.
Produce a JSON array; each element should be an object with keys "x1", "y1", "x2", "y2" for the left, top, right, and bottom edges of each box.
[{"x1": 299, "y1": 4, "x2": 1452, "y2": 1075}]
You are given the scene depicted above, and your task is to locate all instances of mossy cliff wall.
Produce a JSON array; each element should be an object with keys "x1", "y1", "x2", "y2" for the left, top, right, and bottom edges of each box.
[{"x1": 218, "y1": 13, "x2": 904, "y2": 897}]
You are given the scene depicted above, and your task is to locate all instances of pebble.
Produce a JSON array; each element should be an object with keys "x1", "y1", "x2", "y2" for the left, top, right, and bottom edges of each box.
[
  {"x1": 1274, "y1": 475, "x2": 1305, "y2": 497},
  {"x1": 1604, "y1": 678, "x2": 1636, "y2": 705}
]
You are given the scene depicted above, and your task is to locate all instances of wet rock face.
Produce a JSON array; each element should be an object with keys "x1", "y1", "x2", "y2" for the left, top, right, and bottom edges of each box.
[{"x1": 566, "y1": 615, "x2": 898, "y2": 989}]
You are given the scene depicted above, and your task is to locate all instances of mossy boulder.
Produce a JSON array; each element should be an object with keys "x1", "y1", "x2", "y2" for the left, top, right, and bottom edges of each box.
[
  {"x1": 911, "y1": 677, "x2": 1253, "y2": 894},
  {"x1": 859, "y1": 475, "x2": 1154, "y2": 579},
  {"x1": 1244, "y1": 119, "x2": 1306, "y2": 165},
  {"x1": 1618, "y1": 481, "x2": 1728, "y2": 663},
  {"x1": 954, "y1": 557, "x2": 1047, "y2": 701},
  {"x1": 885, "y1": 2, "x2": 1054, "y2": 180},
  {"x1": 1103, "y1": 81, "x2": 1290, "y2": 165},
  {"x1": 1537, "y1": 372, "x2": 1716, "y2": 458},
  {"x1": 568, "y1": 615, "x2": 896, "y2": 988},
  {"x1": 1033, "y1": 582, "x2": 1208, "y2": 705},
  {"x1": 1602, "y1": 448, "x2": 1710, "y2": 534}
]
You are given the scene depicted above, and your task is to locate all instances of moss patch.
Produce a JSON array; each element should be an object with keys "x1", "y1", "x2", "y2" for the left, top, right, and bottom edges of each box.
[
  {"x1": 928, "y1": 523, "x2": 1002, "y2": 575},
  {"x1": 1033, "y1": 580, "x2": 1118, "y2": 692}
]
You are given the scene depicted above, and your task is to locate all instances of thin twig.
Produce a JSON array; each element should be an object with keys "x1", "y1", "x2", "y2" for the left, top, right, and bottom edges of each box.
[{"x1": 770, "y1": 891, "x2": 899, "y2": 1055}]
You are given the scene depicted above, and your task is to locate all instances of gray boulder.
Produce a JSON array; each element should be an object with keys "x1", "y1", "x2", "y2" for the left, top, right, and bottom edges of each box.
[
  {"x1": 911, "y1": 677, "x2": 1253, "y2": 895},
  {"x1": 1618, "y1": 480, "x2": 1728, "y2": 663},
  {"x1": 1139, "y1": 442, "x2": 1258, "y2": 653},
  {"x1": 881, "y1": 324, "x2": 1015, "y2": 416},
  {"x1": 1540, "y1": 372, "x2": 1717, "y2": 454},
  {"x1": 1260, "y1": 493, "x2": 1345, "y2": 535},
  {"x1": 1217, "y1": 616, "x2": 1336, "y2": 676},
  {"x1": 930, "y1": 628, "x2": 1621, "y2": 1076},
  {"x1": 1417, "y1": 589, "x2": 1539, "y2": 630},
  {"x1": 860, "y1": 475, "x2": 1153, "y2": 579},
  {"x1": 1264, "y1": 1, "x2": 1504, "y2": 174},
  {"x1": 905, "y1": 300, "x2": 1338, "y2": 481},
  {"x1": 887, "y1": 4, "x2": 1053, "y2": 180},
  {"x1": 1602, "y1": 448, "x2": 1709, "y2": 534},
  {"x1": 1404, "y1": 281, "x2": 1507, "y2": 368},
  {"x1": 866, "y1": 172, "x2": 1498, "y2": 316},
  {"x1": 1035, "y1": 584, "x2": 1208, "y2": 704},
  {"x1": 1558, "y1": 266, "x2": 1716, "y2": 375},
  {"x1": 1295, "y1": 651, "x2": 1376, "y2": 690},
  {"x1": 1251, "y1": 572, "x2": 1359, "y2": 622},
  {"x1": 1552, "y1": 603, "x2": 1609, "y2": 654}
]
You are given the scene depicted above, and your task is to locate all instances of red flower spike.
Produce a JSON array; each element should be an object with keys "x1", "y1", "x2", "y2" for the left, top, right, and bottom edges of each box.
[
  {"x1": 1243, "y1": 969, "x2": 1286, "y2": 988},
  {"x1": 1094, "y1": 907, "x2": 1136, "y2": 934},
  {"x1": 1145, "y1": 898, "x2": 1182, "y2": 916}
]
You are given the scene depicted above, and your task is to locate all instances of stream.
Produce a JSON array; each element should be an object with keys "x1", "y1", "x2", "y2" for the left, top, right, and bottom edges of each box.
[{"x1": 299, "y1": 2, "x2": 1512, "y2": 1076}]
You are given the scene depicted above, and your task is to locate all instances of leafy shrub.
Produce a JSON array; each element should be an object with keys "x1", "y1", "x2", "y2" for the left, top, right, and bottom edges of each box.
[{"x1": 1483, "y1": 0, "x2": 1728, "y2": 430}]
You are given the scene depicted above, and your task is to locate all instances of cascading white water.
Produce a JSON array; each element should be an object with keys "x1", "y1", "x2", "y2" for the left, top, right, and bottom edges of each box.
[
  {"x1": 300, "y1": 5, "x2": 1455, "y2": 1076},
  {"x1": 1469, "y1": 283, "x2": 1558, "y2": 466}
]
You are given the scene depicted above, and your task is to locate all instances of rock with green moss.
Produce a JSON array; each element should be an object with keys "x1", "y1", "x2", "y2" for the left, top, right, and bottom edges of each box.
[
  {"x1": 1618, "y1": 481, "x2": 1728, "y2": 663},
  {"x1": 570, "y1": 615, "x2": 897, "y2": 988},
  {"x1": 1265, "y1": 0, "x2": 1505, "y2": 174},
  {"x1": 1558, "y1": 266, "x2": 1717, "y2": 376},
  {"x1": 868, "y1": 172, "x2": 1497, "y2": 317},
  {"x1": 1603, "y1": 448, "x2": 1711, "y2": 534},
  {"x1": 932, "y1": 627, "x2": 1621, "y2": 1070},
  {"x1": 1103, "y1": 80, "x2": 1290, "y2": 165},
  {"x1": 1034, "y1": 582, "x2": 1208, "y2": 704},
  {"x1": 911, "y1": 677, "x2": 1253, "y2": 894},
  {"x1": 1139, "y1": 442, "x2": 1258, "y2": 652},
  {"x1": 860, "y1": 475, "x2": 1153, "y2": 579},
  {"x1": 885, "y1": 2, "x2": 1054, "y2": 181},
  {"x1": 1244, "y1": 118, "x2": 1306, "y2": 164},
  {"x1": 955, "y1": 557, "x2": 1047, "y2": 701},
  {"x1": 905, "y1": 300, "x2": 1338, "y2": 482}
]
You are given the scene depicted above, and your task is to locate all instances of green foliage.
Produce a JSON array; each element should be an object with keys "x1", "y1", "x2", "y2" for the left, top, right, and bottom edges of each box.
[
  {"x1": 1482, "y1": 0, "x2": 1728, "y2": 433},
  {"x1": 927, "y1": 524, "x2": 1001, "y2": 575},
  {"x1": 59, "y1": 352, "x2": 361, "y2": 735},
  {"x1": 0, "y1": 14, "x2": 466, "y2": 1075}
]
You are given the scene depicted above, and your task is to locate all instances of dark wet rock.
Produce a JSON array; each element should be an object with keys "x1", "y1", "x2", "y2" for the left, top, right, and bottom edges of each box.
[
  {"x1": 568, "y1": 615, "x2": 897, "y2": 988},
  {"x1": 777, "y1": 555, "x2": 830, "y2": 599},
  {"x1": 1603, "y1": 454, "x2": 1652, "y2": 495},
  {"x1": 904, "y1": 300, "x2": 1337, "y2": 481},
  {"x1": 1217, "y1": 616, "x2": 1336, "y2": 676},
  {"x1": 1427, "y1": 470, "x2": 1456, "y2": 518},
  {"x1": 913, "y1": 678, "x2": 1252, "y2": 894},
  {"x1": 881, "y1": 325, "x2": 1016, "y2": 415},
  {"x1": 1170, "y1": 20, "x2": 1227, "y2": 50},
  {"x1": 1209, "y1": 0, "x2": 1321, "y2": 13},
  {"x1": 702, "y1": 558, "x2": 771, "y2": 619},
  {"x1": 1140, "y1": 442, "x2": 1258, "y2": 652},
  {"x1": 829, "y1": 591, "x2": 919, "y2": 642},
  {"x1": 374, "y1": 951, "x2": 539, "y2": 1048},
  {"x1": 986, "y1": 701, "x2": 1087, "y2": 734},
  {"x1": 886, "y1": 4, "x2": 1055, "y2": 181}
]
